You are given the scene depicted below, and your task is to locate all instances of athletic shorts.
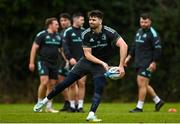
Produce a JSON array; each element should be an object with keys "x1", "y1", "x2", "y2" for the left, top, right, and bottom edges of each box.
[
  {"x1": 58, "y1": 67, "x2": 69, "y2": 77},
  {"x1": 70, "y1": 57, "x2": 106, "y2": 78},
  {"x1": 37, "y1": 60, "x2": 58, "y2": 80},
  {"x1": 136, "y1": 67, "x2": 152, "y2": 78}
]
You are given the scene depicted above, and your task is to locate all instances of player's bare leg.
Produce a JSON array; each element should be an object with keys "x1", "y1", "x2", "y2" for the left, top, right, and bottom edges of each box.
[
  {"x1": 68, "y1": 83, "x2": 78, "y2": 112},
  {"x1": 36, "y1": 75, "x2": 48, "y2": 112},
  {"x1": 130, "y1": 75, "x2": 148, "y2": 112},
  {"x1": 147, "y1": 85, "x2": 164, "y2": 111},
  {"x1": 45, "y1": 79, "x2": 58, "y2": 113},
  {"x1": 77, "y1": 76, "x2": 86, "y2": 112},
  {"x1": 38, "y1": 76, "x2": 48, "y2": 102}
]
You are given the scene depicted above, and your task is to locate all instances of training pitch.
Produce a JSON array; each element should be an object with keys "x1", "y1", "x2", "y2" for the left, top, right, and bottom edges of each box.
[{"x1": 0, "y1": 103, "x2": 180, "y2": 123}]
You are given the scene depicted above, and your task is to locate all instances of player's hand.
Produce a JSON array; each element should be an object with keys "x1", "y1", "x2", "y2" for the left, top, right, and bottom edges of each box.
[
  {"x1": 101, "y1": 62, "x2": 109, "y2": 71},
  {"x1": 29, "y1": 63, "x2": 35, "y2": 72},
  {"x1": 65, "y1": 61, "x2": 70, "y2": 69},
  {"x1": 124, "y1": 55, "x2": 131, "y2": 67},
  {"x1": 70, "y1": 58, "x2": 77, "y2": 65},
  {"x1": 119, "y1": 65, "x2": 125, "y2": 78},
  {"x1": 147, "y1": 62, "x2": 156, "y2": 72}
]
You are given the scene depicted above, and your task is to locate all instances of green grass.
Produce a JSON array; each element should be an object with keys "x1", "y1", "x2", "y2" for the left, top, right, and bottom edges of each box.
[{"x1": 0, "y1": 103, "x2": 180, "y2": 123}]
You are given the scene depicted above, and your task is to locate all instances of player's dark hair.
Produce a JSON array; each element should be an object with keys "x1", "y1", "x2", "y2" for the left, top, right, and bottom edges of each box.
[
  {"x1": 88, "y1": 10, "x2": 103, "y2": 19},
  {"x1": 45, "y1": 17, "x2": 57, "y2": 27},
  {"x1": 72, "y1": 12, "x2": 84, "y2": 19},
  {"x1": 59, "y1": 13, "x2": 71, "y2": 20},
  {"x1": 140, "y1": 13, "x2": 152, "y2": 20}
]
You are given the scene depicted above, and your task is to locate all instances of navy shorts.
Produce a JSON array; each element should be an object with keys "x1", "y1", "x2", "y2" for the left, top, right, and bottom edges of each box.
[
  {"x1": 37, "y1": 60, "x2": 58, "y2": 80},
  {"x1": 136, "y1": 67, "x2": 152, "y2": 78},
  {"x1": 58, "y1": 67, "x2": 69, "y2": 77}
]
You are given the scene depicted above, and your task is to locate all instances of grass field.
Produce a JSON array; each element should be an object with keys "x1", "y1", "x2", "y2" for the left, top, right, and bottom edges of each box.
[{"x1": 0, "y1": 103, "x2": 180, "y2": 123}]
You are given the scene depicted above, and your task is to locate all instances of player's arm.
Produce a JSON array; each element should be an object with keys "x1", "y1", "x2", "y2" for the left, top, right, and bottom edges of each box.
[
  {"x1": 59, "y1": 48, "x2": 69, "y2": 65},
  {"x1": 124, "y1": 40, "x2": 135, "y2": 67},
  {"x1": 116, "y1": 37, "x2": 128, "y2": 67},
  {"x1": 116, "y1": 37, "x2": 128, "y2": 77},
  {"x1": 106, "y1": 26, "x2": 127, "y2": 77},
  {"x1": 63, "y1": 31, "x2": 77, "y2": 65},
  {"x1": 148, "y1": 34, "x2": 162, "y2": 72},
  {"x1": 29, "y1": 42, "x2": 39, "y2": 72},
  {"x1": 83, "y1": 47, "x2": 109, "y2": 70}
]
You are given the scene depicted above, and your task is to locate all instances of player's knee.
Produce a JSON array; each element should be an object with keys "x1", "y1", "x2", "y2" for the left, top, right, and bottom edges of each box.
[
  {"x1": 138, "y1": 76, "x2": 147, "y2": 85},
  {"x1": 94, "y1": 76, "x2": 106, "y2": 95},
  {"x1": 40, "y1": 76, "x2": 49, "y2": 85},
  {"x1": 93, "y1": 93, "x2": 101, "y2": 102},
  {"x1": 78, "y1": 81, "x2": 85, "y2": 89},
  {"x1": 69, "y1": 83, "x2": 77, "y2": 89},
  {"x1": 40, "y1": 80, "x2": 48, "y2": 86}
]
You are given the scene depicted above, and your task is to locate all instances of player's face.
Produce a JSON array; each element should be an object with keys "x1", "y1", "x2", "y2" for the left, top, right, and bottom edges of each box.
[
  {"x1": 77, "y1": 16, "x2": 84, "y2": 27},
  {"x1": 60, "y1": 17, "x2": 71, "y2": 29},
  {"x1": 140, "y1": 18, "x2": 151, "y2": 29},
  {"x1": 89, "y1": 16, "x2": 102, "y2": 29},
  {"x1": 51, "y1": 20, "x2": 59, "y2": 32}
]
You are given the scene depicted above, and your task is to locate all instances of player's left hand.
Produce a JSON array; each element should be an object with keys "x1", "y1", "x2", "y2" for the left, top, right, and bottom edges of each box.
[
  {"x1": 118, "y1": 66, "x2": 125, "y2": 78},
  {"x1": 148, "y1": 62, "x2": 156, "y2": 72},
  {"x1": 65, "y1": 61, "x2": 70, "y2": 70},
  {"x1": 70, "y1": 58, "x2": 77, "y2": 65}
]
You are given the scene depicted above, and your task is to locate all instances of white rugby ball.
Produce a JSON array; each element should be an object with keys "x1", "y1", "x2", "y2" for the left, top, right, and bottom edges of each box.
[{"x1": 104, "y1": 66, "x2": 121, "y2": 80}]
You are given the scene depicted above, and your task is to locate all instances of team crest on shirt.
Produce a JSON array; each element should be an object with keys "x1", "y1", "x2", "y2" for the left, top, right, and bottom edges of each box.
[
  {"x1": 136, "y1": 33, "x2": 139, "y2": 37},
  {"x1": 143, "y1": 33, "x2": 147, "y2": 38},
  {"x1": 56, "y1": 35, "x2": 61, "y2": 40},
  {"x1": 102, "y1": 34, "x2": 106, "y2": 40},
  {"x1": 90, "y1": 38, "x2": 94, "y2": 42},
  {"x1": 46, "y1": 35, "x2": 50, "y2": 39},
  {"x1": 52, "y1": 39, "x2": 55, "y2": 42},
  {"x1": 71, "y1": 33, "x2": 76, "y2": 36}
]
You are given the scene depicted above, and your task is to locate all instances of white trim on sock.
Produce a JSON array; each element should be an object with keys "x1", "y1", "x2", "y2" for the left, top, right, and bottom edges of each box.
[
  {"x1": 78, "y1": 100, "x2": 84, "y2": 109},
  {"x1": 46, "y1": 101, "x2": 52, "y2": 109},
  {"x1": 70, "y1": 100, "x2": 75, "y2": 108},
  {"x1": 42, "y1": 97, "x2": 49, "y2": 104},
  {"x1": 153, "y1": 96, "x2": 160, "y2": 104},
  {"x1": 88, "y1": 111, "x2": 95, "y2": 116},
  {"x1": 136, "y1": 100, "x2": 144, "y2": 109},
  {"x1": 38, "y1": 98, "x2": 42, "y2": 102}
]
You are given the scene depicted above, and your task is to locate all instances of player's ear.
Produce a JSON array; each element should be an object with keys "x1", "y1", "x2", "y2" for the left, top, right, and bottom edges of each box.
[
  {"x1": 149, "y1": 19, "x2": 152, "y2": 25},
  {"x1": 99, "y1": 18, "x2": 102, "y2": 25}
]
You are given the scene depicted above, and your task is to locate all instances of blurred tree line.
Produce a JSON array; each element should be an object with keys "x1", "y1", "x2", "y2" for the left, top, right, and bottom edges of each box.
[{"x1": 0, "y1": 0, "x2": 180, "y2": 103}]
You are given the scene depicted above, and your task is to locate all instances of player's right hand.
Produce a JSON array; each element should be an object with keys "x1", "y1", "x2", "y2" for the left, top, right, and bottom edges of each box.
[
  {"x1": 29, "y1": 63, "x2": 35, "y2": 72},
  {"x1": 118, "y1": 65, "x2": 125, "y2": 78},
  {"x1": 101, "y1": 62, "x2": 109, "y2": 71},
  {"x1": 124, "y1": 55, "x2": 131, "y2": 67},
  {"x1": 124, "y1": 58, "x2": 129, "y2": 67}
]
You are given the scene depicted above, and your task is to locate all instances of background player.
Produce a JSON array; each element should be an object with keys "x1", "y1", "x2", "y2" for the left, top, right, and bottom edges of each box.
[
  {"x1": 63, "y1": 13, "x2": 86, "y2": 112},
  {"x1": 29, "y1": 17, "x2": 62, "y2": 113},
  {"x1": 124, "y1": 13, "x2": 164, "y2": 112}
]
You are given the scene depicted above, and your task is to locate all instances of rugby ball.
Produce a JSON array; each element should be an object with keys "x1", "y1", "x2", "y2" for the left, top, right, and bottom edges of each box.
[{"x1": 104, "y1": 66, "x2": 121, "y2": 80}]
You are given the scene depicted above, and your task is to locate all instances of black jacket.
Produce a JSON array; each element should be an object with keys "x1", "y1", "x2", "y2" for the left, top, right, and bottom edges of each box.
[{"x1": 129, "y1": 27, "x2": 162, "y2": 68}]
